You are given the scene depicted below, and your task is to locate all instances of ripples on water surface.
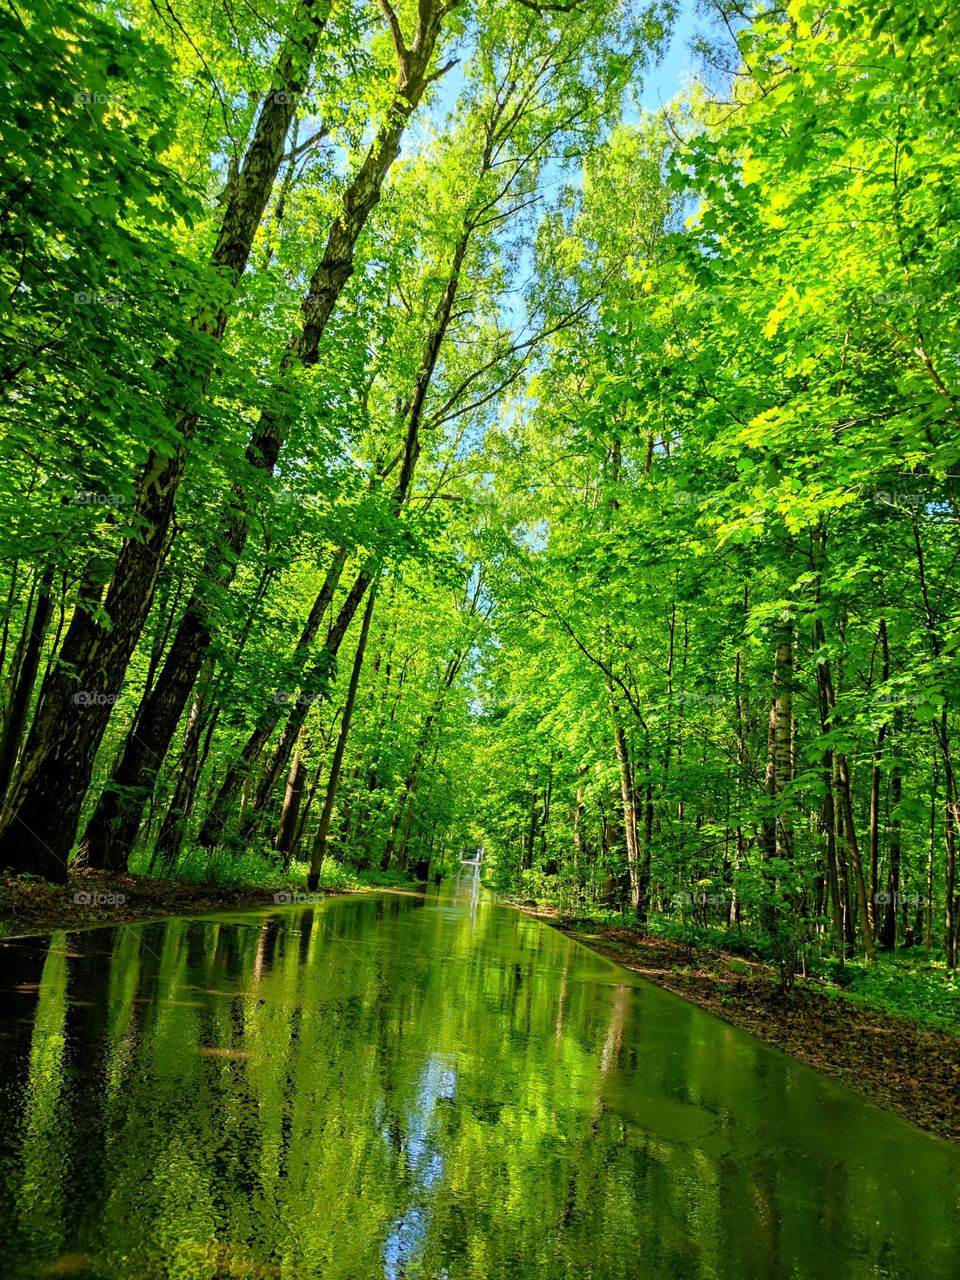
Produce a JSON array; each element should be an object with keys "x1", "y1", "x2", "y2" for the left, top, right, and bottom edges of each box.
[{"x1": 0, "y1": 874, "x2": 957, "y2": 1279}]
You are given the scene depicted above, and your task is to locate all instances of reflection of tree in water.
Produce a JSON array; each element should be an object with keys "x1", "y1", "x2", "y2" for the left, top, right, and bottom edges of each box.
[{"x1": 0, "y1": 896, "x2": 957, "y2": 1278}]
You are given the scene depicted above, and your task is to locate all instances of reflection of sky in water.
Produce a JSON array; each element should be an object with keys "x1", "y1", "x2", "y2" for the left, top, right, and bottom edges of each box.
[
  {"x1": 1, "y1": 887, "x2": 959, "y2": 1279},
  {"x1": 383, "y1": 1055, "x2": 458, "y2": 1278}
]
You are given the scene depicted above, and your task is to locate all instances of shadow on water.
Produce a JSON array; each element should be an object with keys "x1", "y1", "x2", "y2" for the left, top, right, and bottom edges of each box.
[{"x1": 0, "y1": 867, "x2": 957, "y2": 1279}]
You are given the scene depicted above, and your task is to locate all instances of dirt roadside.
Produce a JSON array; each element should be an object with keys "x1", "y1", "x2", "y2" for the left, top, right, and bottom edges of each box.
[{"x1": 0, "y1": 869, "x2": 348, "y2": 939}]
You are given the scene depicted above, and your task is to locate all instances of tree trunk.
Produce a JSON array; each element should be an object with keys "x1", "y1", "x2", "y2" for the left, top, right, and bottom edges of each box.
[
  {"x1": 760, "y1": 622, "x2": 793, "y2": 932},
  {"x1": 294, "y1": 754, "x2": 327, "y2": 861},
  {"x1": 151, "y1": 657, "x2": 215, "y2": 873},
  {"x1": 237, "y1": 561, "x2": 367, "y2": 837},
  {"x1": 522, "y1": 787, "x2": 538, "y2": 871},
  {"x1": 766, "y1": 623, "x2": 794, "y2": 859},
  {"x1": 925, "y1": 751, "x2": 937, "y2": 956},
  {"x1": 879, "y1": 712, "x2": 902, "y2": 950},
  {"x1": 306, "y1": 582, "x2": 378, "y2": 889},
  {"x1": 275, "y1": 751, "x2": 306, "y2": 866},
  {"x1": 937, "y1": 712, "x2": 959, "y2": 968},
  {"x1": 610, "y1": 707, "x2": 641, "y2": 913},
  {"x1": 867, "y1": 618, "x2": 890, "y2": 937},
  {"x1": 0, "y1": 566, "x2": 53, "y2": 803},
  {"x1": 572, "y1": 771, "x2": 586, "y2": 889},
  {"x1": 639, "y1": 773, "x2": 653, "y2": 926},
  {"x1": 731, "y1": 601, "x2": 748, "y2": 926},
  {"x1": 815, "y1": 615, "x2": 874, "y2": 961},
  {"x1": 380, "y1": 650, "x2": 466, "y2": 870},
  {"x1": 195, "y1": 552, "x2": 353, "y2": 847},
  {"x1": 0, "y1": 556, "x2": 21, "y2": 682}
]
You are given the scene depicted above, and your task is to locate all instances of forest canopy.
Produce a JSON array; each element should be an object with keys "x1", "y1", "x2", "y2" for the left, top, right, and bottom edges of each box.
[{"x1": 0, "y1": 0, "x2": 958, "y2": 985}]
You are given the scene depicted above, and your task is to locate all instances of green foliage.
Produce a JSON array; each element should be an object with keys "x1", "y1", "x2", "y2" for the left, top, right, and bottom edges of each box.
[
  {"x1": 0, "y1": 0, "x2": 958, "y2": 1017},
  {"x1": 129, "y1": 843, "x2": 417, "y2": 893},
  {"x1": 467, "y1": 0, "x2": 960, "y2": 998},
  {"x1": 132, "y1": 845, "x2": 294, "y2": 889},
  {"x1": 820, "y1": 955, "x2": 960, "y2": 1033}
]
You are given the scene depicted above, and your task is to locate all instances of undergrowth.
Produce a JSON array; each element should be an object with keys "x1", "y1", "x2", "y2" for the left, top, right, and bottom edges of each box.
[{"x1": 127, "y1": 845, "x2": 416, "y2": 893}]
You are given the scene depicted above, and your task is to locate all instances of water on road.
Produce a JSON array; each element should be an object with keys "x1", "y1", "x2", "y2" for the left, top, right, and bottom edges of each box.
[{"x1": 0, "y1": 872, "x2": 957, "y2": 1278}]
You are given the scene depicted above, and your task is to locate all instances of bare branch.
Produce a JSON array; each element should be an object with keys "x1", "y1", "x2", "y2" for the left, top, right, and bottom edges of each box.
[
  {"x1": 426, "y1": 56, "x2": 459, "y2": 85},
  {"x1": 280, "y1": 125, "x2": 330, "y2": 164}
]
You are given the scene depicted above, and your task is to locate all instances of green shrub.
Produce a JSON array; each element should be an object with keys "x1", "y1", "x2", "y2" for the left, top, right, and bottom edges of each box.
[
  {"x1": 832, "y1": 956, "x2": 960, "y2": 1032},
  {"x1": 129, "y1": 845, "x2": 416, "y2": 894}
]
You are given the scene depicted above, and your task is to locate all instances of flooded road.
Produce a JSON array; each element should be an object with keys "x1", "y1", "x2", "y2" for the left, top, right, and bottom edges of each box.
[{"x1": 0, "y1": 872, "x2": 957, "y2": 1278}]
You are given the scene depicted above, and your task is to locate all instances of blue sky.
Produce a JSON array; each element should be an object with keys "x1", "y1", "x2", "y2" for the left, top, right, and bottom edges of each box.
[
  {"x1": 424, "y1": 0, "x2": 704, "y2": 135},
  {"x1": 640, "y1": 0, "x2": 701, "y2": 111}
]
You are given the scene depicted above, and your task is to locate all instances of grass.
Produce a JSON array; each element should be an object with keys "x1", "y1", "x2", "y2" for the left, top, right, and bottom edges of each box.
[{"x1": 127, "y1": 845, "x2": 418, "y2": 894}]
